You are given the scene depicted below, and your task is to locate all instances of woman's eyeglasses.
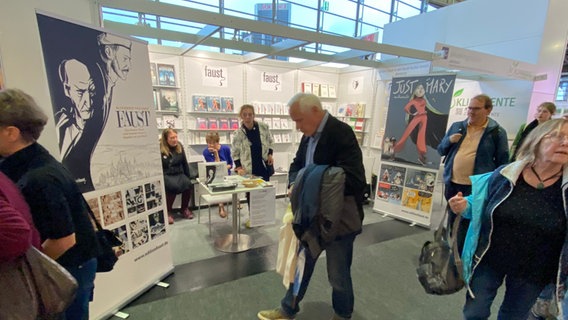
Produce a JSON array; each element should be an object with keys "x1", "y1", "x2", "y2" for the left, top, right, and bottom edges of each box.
[{"x1": 546, "y1": 133, "x2": 568, "y2": 144}]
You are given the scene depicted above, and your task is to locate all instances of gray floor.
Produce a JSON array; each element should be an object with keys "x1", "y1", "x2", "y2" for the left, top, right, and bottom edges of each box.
[{"x1": 114, "y1": 197, "x2": 506, "y2": 319}]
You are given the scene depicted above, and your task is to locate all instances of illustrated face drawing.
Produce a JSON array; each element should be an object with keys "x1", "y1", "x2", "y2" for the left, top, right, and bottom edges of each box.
[
  {"x1": 111, "y1": 45, "x2": 131, "y2": 80},
  {"x1": 61, "y1": 59, "x2": 94, "y2": 120}
]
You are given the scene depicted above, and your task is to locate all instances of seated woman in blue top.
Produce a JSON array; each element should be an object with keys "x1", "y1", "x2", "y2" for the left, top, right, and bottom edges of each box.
[
  {"x1": 449, "y1": 118, "x2": 568, "y2": 320},
  {"x1": 203, "y1": 131, "x2": 233, "y2": 218}
]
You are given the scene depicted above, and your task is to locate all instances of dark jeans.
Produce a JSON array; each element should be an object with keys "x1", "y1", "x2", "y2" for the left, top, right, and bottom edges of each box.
[
  {"x1": 444, "y1": 182, "x2": 472, "y2": 254},
  {"x1": 463, "y1": 262, "x2": 544, "y2": 320},
  {"x1": 281, "y1": 234, "x2": 356, "y2": 319},
  {"x1": 64, "y1": 258, "x2": 97, "y2": 320}
]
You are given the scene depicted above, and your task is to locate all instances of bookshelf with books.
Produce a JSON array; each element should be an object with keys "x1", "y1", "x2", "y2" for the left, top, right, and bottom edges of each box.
[
  {"x1": 336, "y1": 102, "x2": 369, "y2": 145},
  {"x1": 152, "y1": 60, "x2": 186, "y2": 143},
  {"x1": 251, "y1": 101, "x2": 295, "y2": 145}
]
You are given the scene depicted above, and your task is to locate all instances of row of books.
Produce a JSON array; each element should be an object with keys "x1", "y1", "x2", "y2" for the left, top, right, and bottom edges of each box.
[
  {"x1": 251, "y1": 102, "x2": 288, "y2": 115},
  {"x1": 337, "y1": 103, "x2": 366, "y2": 118},
  {"x1": 192, "y1": 95, "x2": 234, "y2": 112},
  {"x1": 153, "y1": 88, "x2": 179, "y2": 112},
  {"x1": 191, "y1": 118, "x2": 240, "y2": 130},
  {"x1": 157, "y1": 115, "x2": 183, "y2": 130},
  {"x1": 340, "y1": 118, "x2": 366, "y2": 132},
  {"x1": 301, "y1": 82, "x2": 337, "y2": 98},
  {"x1": 151, "y1": 63, "x2": 177, "y2": 87},
  {"x1": 187, "y1": 132, "x2": 295, "y2": 145}
]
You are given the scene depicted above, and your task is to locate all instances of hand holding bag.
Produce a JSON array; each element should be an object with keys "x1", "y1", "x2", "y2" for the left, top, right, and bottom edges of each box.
[
  {"x1": 276, "y1": 205, "x2": 299, "y2": 289},
  {"x1": 0, "y1": 246, "x2": 78, "y2": 319},
  {"x1": 416, "y1": 206, "x2": 464, "y2": 295},
  {"x1": 83, "y1": 197, "x2": 123, "y2": 273}
]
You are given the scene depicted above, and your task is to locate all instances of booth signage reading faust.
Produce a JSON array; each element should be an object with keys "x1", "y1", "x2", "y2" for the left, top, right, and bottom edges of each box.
[{"x1": 36, "y1": 12, "x2": 173, "y2": 319}]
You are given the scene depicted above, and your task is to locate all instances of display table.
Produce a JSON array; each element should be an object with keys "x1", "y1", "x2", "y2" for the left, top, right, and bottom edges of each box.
[{"x1": 198, "y1": 176, "x2": 273, "y2": 253}]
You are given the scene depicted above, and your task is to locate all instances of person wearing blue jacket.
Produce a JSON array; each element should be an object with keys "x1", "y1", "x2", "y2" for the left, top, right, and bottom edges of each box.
[
  {"x1": 449, "y1": 118, "x2": 568, "y2": 320},
  {"x1": 438, "y1": 94, "x2": 509, "y2": 251}
]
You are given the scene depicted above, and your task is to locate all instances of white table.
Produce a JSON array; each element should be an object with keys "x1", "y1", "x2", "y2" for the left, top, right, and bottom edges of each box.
[{"x1": 199, "y1": 176, "x2": 269, "y2": 253}]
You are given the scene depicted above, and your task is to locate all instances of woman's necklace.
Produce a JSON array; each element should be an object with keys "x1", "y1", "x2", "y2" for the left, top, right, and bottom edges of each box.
[{"x1": 530, "y1": 165, "x2": 563, "y2": 189}]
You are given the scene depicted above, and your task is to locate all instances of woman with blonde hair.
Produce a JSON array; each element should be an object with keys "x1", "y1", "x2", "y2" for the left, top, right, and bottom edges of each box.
[
  {"x1": 449, "y1": 118, "x2": 568, "y2": 319},
  {"x1": 161, "y1": 128, "x2": 193, "y2": 224}
]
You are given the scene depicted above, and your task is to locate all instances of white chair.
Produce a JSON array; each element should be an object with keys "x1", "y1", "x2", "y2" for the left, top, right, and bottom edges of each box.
[{"x1": 197, "y1": 185, "x2": 235, "y2": 236}]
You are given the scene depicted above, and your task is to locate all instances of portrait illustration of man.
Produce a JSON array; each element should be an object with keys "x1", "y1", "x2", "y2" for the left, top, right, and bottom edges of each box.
[{"x1": 56, "y1": 59, "x2": 94, "y2": 160}]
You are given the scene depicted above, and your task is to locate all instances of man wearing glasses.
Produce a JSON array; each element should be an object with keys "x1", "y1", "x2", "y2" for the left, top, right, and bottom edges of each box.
[{"x1": 437, "y1": 94, "x2": 509, "y2": 250}]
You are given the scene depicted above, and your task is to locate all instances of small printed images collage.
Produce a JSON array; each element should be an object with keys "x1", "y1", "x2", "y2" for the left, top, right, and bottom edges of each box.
[
  {"x1": 377, "y1": 164, "x2": 435, "y2": 214},
  {"x1": 151, "y1": 63, "x2": 179, "y2": 113},
  {"x1": 85, "y1": 180, "x2": 167, "y2": 257},
  {"x1": 192, "y1": 95, "x2": 234, "y2": 113}
]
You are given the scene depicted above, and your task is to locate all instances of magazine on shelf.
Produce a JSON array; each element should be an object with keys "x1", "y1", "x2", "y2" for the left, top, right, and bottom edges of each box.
[
  {"x1": 156, "y1": 117, "x2": 163, "y2": 129},
  {"x1": 196, "y1": 117, "x2": 208, "y2": 130},
  {"x1": 280, "y1": 118, "x2": 289, "y2": 129},
  {"x1": 272, "y1": 118, "x2": 281, "y2": 129},
  {"x1": 320, "y1": 84, "x2": 329, "y2": 97},
  {"x1": 265, "y1": 103, "x2": 274, "y2": 114},
  {"x1": 208, "y1": 118, "x2": 219, "y2": 130},
  {"x1": 263, "y1": 117, "x2": 272, "y2": 128},
  {"x1": 273, "y1": 133, "x2": 282, "y2": 143},
  {"x1": 207, "y1": 96, "x2": 221, "y2": 112},
  {"x1": 312, "y1": 83, "x2": 321, "y2": 96},
  {"x1": 322, "y1": 102, "x2": 334, "y2": 113},
  {"x1": 337, "y1": 104, "x2": 347, "y2": 117},
  {"x1": 274, "y1": 102, "x2": 282, "y2": 115},
  {"x1": 219, "y1": 133, "x2": 228, "y2": 144},
  {"x1": 252, "y1": 102, "x2": 261, "y2": 114},
  {"x1": 159, "y1": 88, "x2": 179, "y2": 112},
  {"x1": 162, "y1": 115, "x2": 181, "y2": 129},
  {"x1": 328, "y1": 85, "x2": 337, "y2": 98},
  {"x1": 230, "y1": 118, "x2": 240, "y2": 129},
  {"x1": 150, "y1": 63, "x2": 158, "y2": 86},
  {"x1": 345, "y1": 103, "x2": 354, "y2": 117},
  {"x1": 346, "y1": 117, "x2": 357, "y2": 129},
  {"x1": 153, "y1": 89, "x2": 159, "y2": 110},
  {"x1": 302, "y1": 82, "x2": 312, "y2": 94},
  {"x1": 281, "y1": 133, "x2": 290, "y2": 143},
  {"x1": 220, "y1": 96, "x2": 234, "y2": 112},
  {"x1": 193, "y1": 95, "x2": 207, "y2": 112},
  {"x1": 219, "y1": 118, "x2": 229, "y2": 130},
  {"x1": 157, "y1": 64, "x2": 176, "y2": 86},
  {"x1": 355, "y1": 103, "x2": 366, "y2": 117},
  {"x1": 355, "y1": 118, "x2": 365, "y2": 131}
]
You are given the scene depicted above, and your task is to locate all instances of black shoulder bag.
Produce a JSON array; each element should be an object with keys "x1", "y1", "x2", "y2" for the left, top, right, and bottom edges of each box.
[
  {"x1": 83, "y1": 197, "x2": 123, "y2": 273},
  {"x1": 416, "y1": 206, "x2": 464, "y2": 295}
]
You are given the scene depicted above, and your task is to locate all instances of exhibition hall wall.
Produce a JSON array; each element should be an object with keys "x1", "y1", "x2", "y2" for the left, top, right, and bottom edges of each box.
[
  {"x1": 2, "y1": 0, "x2": 568, "y2": 318},
  {"x1": 382, "y1": 0, "x2": 568, "y2": 122}
]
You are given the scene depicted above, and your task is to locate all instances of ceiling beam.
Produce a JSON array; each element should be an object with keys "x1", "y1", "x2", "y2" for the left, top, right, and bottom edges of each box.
[
  {"x1": 180, "y1": 25, "x2": 221, "y2": 55},
  {"x1": 243, "y1": 39, "x2": 308, "y2": 63},
  {"x1": 103, "y1": 20, "x2": 389, "y2": 69},
  {"x1": 97, "y1": 0, "x2": 435, "y2": 61}
]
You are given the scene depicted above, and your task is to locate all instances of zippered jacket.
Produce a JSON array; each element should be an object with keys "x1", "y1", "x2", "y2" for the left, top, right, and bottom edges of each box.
[
  {"x1": 460, "y1": 160, "x2": 568, "y2": 315},
  {"x1": 437, "y1": 118, "x2": 509, "y2": 185}
]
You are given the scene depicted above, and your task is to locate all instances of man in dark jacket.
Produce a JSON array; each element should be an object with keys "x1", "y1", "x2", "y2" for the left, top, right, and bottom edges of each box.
[
  {"x1": 437, "y1": 94, "x2": 509, "y2": 250},
  {"x1": 258, "y1": 93, "x2": 366, "y2": 320}
]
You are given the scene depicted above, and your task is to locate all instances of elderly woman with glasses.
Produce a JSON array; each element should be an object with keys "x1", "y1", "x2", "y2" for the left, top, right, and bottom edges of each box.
[{"x1": 449, "y1": 118, "x2": 568, "y2": 320}]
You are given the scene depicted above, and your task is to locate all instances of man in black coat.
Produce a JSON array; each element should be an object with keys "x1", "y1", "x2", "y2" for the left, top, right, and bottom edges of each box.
[{"x1": 258, "y1": 93, "x2": 366, "y2": 320}]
